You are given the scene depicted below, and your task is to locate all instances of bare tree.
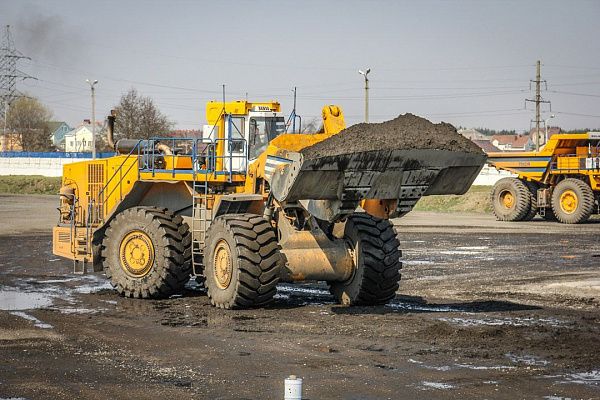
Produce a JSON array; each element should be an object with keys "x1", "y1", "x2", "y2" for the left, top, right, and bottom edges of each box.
[
  {"x1": 6, "y1": 96, "x2": 54, "y2": 151},
  {"x1": 113, "y1": 88, "x2": 173, "y2": 140}
]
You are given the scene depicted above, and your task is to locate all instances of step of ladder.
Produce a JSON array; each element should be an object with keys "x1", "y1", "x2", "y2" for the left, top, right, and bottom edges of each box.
[{"x1": 73, "y1": 259, "x2": 86, "y2": 275}]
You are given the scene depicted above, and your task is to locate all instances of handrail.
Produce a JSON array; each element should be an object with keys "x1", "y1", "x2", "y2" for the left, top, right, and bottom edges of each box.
[{"x1": 88, "y1": 139, "x2": 144, "y2": 226}]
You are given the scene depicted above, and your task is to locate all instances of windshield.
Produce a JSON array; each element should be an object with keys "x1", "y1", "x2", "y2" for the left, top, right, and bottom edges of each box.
[{"x1": 249, "y1": 117, "x2": 286, "y2": 159}]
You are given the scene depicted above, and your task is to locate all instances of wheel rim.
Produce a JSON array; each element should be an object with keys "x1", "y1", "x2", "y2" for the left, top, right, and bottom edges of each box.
[
  {"x1": 119, "y1": 230, "x2": 155, "y2": 278},
  {"x1": 499, "y1": 189, "x2": 515, "y2": 209},
  {"x1": 213, "y1": 240, "x2": 233, "y2": 290},
  {"x1": 559, "y1": 189, "x2": 578, "y2": 214}
]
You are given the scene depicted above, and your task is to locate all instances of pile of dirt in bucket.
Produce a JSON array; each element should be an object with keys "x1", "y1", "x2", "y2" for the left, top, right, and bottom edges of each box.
[{"x1": 301, "y1": 113, "x2": 483, "y2": 159}]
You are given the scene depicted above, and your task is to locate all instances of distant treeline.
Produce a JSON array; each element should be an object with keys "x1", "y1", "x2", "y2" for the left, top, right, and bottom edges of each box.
[{"x1": 458, "y1": 126, "x2": 600, "y2": 136}]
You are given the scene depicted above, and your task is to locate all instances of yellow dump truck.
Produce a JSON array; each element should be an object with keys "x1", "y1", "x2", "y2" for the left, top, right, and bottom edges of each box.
[
  {"x1": 52, "y1": 101, "x2": 485, "y2": 308},
  {"x1": 488, "y1": 132, "x2": 600, "y2": 223}
]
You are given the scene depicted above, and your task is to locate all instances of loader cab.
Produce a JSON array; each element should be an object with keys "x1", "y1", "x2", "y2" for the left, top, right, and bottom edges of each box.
[
  {"x1": 247, "y1": 107, "x2": 286, "y2": 160},
  {"x1": 204, "y1": 101, "x2": 285, "y2": 172}
]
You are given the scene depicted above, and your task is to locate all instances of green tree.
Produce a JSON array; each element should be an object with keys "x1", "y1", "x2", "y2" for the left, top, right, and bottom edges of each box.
[
  {"x1": 113, "y1": 88, "x2": 173, "y2": 141},
  {"x1": 6, "y1": 96, "x2": 54, "y2": 151}
]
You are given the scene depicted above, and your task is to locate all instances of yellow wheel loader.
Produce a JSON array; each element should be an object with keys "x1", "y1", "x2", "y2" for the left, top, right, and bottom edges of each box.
[
  {"x1": 52, "y1": 101, "x2": 485, "y2": 308},
  {"x1": 488, "y1": 132, "x2": 600, "y2": 224}
]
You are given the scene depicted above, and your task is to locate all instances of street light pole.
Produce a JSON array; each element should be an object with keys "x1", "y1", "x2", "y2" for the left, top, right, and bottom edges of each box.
[
  {"x1": 86, "y1": 79, "x2": 98, "y2": 159},
  {"x1": 358, "y1": 68, "x2": 371, "y2": 123},
  {"x1": 2, "y1": 101, "x2": 8, "y2": 152},
  {"x1": 544, "y1": 114, "x2": 555, "y2": 144}
]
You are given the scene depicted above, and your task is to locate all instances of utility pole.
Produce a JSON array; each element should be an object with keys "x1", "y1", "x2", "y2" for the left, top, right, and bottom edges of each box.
[
  {"x1": 86, "y1": 79, "x2": 98, "y2": 158},
  {"x1": 525, "y1": 60, "x2": 551, "y2": 151},
  {"x1": 0, "y1": 25, "x2": 35, "y2": 151},
  {"x1": 292, "y1": 86, "x2": 297, "y2": 133},
  {"x1": 359, "y1": 68, "x2": 371, "y2": 123}
]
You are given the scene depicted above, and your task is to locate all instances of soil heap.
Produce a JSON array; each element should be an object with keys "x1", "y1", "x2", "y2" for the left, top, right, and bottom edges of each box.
[{"x1": 301, "y1": 113, "x2": 483, "y2": 160}]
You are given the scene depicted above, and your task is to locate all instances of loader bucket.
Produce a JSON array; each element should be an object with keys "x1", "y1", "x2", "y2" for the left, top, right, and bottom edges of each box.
[{"x1": 268, "y1": 148, "x2": 486, "y2": 220}]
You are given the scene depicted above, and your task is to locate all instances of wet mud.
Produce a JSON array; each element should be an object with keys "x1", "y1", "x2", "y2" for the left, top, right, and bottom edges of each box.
[{"x1": 0, "y1": 200, "x2": 599, "y2": 399}]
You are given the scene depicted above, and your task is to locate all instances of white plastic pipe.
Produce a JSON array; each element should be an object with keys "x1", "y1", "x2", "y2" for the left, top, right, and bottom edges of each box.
[{"x1": 284, "y1": 375, "x2": 302, "y2": 400}]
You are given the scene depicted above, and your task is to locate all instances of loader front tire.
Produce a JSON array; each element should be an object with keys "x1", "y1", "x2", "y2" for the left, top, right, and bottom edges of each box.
[
  {"x1": 329, "y1": 213, "x2": 401, "y2": 306},
  {"x1": 203, "y1": 214, "x2": 282, "y2": 309},
  {"x1": 551, "y1": 178, "x2": 595, "y2": 224},
  {"x1": 491, "y1": 177, "x2": 531, "y2": 221},
  {"x1": 101, "y1": 207, "x2": 192, "y2": 298}
]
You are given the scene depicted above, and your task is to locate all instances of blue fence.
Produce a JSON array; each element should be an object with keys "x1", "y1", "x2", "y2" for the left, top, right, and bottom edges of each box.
[{"x1": 0, "y1": 151, "x2": 115, "y2": 158}]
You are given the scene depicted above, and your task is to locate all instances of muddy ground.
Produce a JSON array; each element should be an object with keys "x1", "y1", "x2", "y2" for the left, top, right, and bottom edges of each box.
[{"x1": 0, "y1": 194, "x2": 599, "y2": 399}]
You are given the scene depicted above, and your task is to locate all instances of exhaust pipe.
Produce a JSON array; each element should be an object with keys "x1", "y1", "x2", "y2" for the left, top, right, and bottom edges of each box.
[
  {"x1": 106, "y1": 109, "x2": 116, "y2": 150},
  {"x1": 109, "y1": 110, "x2": 172, "y2": 156}
]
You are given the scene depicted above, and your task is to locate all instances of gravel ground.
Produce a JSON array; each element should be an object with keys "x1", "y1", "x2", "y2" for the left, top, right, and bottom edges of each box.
[{"x1": 0, "y1": 195, "x2": 599, "y2": 399}]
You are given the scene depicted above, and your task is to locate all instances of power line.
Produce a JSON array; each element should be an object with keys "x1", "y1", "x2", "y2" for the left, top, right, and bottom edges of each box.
[{"x1": 549, "y1": 90, "x2": 600, "y2": 98}]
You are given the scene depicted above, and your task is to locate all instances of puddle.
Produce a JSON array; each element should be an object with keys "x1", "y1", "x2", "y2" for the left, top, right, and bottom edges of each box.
[
  {"x1": 386, "y1": 301, "x2": 458, "y2": 313},
  {"x1": 10, "y1": 311, "x2": 53, "y2": 329},
  {"x1": 505, "y1": 353, "x2": 550, "y2": 366},
  {"x1": 0, "y1": 289, "x2": 54, "y2": 310},
  {"x1": 455, "y1": 363, "x2": 515, "y2": 371},
  {"x1": 54, "y1": 307, "x2": 99, "y2": 314},
  {"x1": 277, "y1": 285, "x2": 330, "y2": 296},
  {"x1": 420, "y1": 381, "x2": 455, "y2": 390},
  {"x1": 552, "y1": 370, "x2": 600, "y2": 386},
  {"x1": 73, "y1": 275, "x2": 113, "y2": 294},
  {"x1": 404, "y1": 260, "x2": 434, "y2": 265},
  {"x1": 439, "y1": 316, "x2": 564, "y2": 328},
  {"x1": 1, "y1": 274, "x2": 114, "y2": 317},
  {"x1": 37, "y1": 277, "x2": 79, "y2": 284},
  {"x1": 409, "y1": 358, "x2": 514, "y2": 372},
  {"x1": 440, "y1": 250, "x2": 482, "y2": 255}
]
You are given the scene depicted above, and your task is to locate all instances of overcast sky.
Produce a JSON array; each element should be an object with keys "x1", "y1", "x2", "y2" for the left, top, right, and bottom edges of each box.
[{"x1": 2, "y1": 0, "x2": 599, "y2": 132}]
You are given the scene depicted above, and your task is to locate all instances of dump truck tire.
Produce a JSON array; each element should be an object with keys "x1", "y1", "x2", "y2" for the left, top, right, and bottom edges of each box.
[
  {"x1": 203, "y1": 214, "x2": 282, "y2": 309},
  {"x1": 522, "y1": 180, "x2": 539, "y2": 221},
  {"x1": 329, "y1": 213, "x2": 401, "y2": 306},
  {"x1": 551, "y1": 178, "x2": 595, "y2": 224},
  {"x1": 491, "y1": 177, "x2": 531, "y2": 221},
  {"x1": 101, "y1": 207, "x2": 192, "y2": 298}
]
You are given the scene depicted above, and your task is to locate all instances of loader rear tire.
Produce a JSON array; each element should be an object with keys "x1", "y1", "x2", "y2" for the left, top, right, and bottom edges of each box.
[
  {"x1": 329, "y1": 213, "x2": 401, "y2": 306},
  {"x1": 203, "y1": 214, "x2": 282, "y2": 309},
  {"x1": 491, "y1": 177, "x2": 531, "y2": 221},
  {"x1": 101, "y1": 207, "x2": 192, "y2": 298},
  {"x1": 551, "y1": 178, "x2": 595, "y2": 224}
]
